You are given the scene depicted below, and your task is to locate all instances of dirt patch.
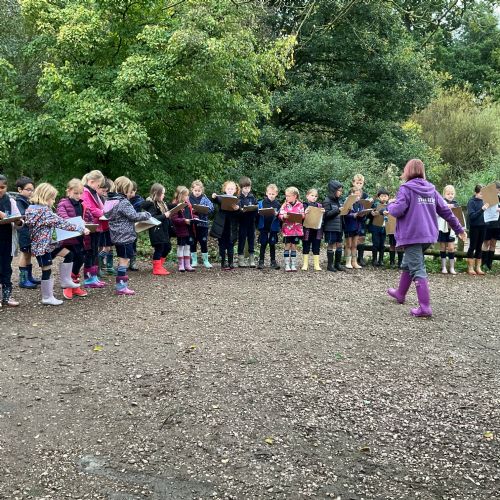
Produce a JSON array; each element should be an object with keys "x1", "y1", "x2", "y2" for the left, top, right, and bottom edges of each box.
[{"x1": 1, "y1": 261, "x2": 499, "y2": 499}]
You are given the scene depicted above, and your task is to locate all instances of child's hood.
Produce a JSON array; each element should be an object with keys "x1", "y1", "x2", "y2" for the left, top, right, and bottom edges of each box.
[
  {"x1": 327, "y1": 180, "x2": 342, "y2": 199},
  {"x1": 104, "y1": 193, "x2": 125, "y2": 217}
]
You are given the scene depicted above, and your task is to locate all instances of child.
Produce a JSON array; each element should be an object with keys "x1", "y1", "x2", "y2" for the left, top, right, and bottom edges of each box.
[
  {"x1": 82, "y1": 170, "x2": 106, "y2": 287},
  {"x1": 323, "y1": 180, "x2": 345, "y2": 272},
  {"x1": 343, "y1": 187, "x2": 363, "y2": 269},
  {"x1": 302, "y1": 188, "x2": 324, "y2": 271},
  {"x1": 97, "y1": 177, "x2": 117, "y2": 276},
  {"x1": 369, "y1": 188, "x2": 390, "y2": 267},
  {"x1": 482, "y1": 181, "x2": 500, "y2": 270},
  {"x1": 466, "y1": 185, "x2": 488, "y2": 275},
  {"x1": 0, "y1": 174, "x2": 23, "y2": 307},
  {"x1": 142, "y1": 183, "x2": 172, "y2": 275},
  {"x1": 128, "y1": 181, "x2": 144, "y2": 271},
  {"x1": 189, "y1": 180, "x2": 214, "y2": 268},
  {"x1": 15, "y1": 176, "x2": 40, "y2": 289},
  {"x1": 210, "y1": 181, "x2": 240, "y2": 270},
  {"x1": 256, "y1": 184, "x2": 281, "y2": 270},
  {"x1": 104, "y1": 176, "x2": 151, "y2": 295},
  {"x1": 279, "y1": 187, "x2": 304, "y2": 272},
  {"x1": 237, "y1": 176, "x2": 258, "y2": 267},
  {"x1": 437, "y1": 185, "x2": 459, "y2": 274},
  {"x1": 352, "y1": 173, "x2": 372, "y2": 266},
  {"x1": 56, "y1": 179, "x2": 92, "y2": 298},
  {"x1": 24, "y1": 183, "x2": 89, "y2": 306},
  {"x1": 387, "y1": 159, "x2": 466, "y2": 317},
  {"x1": 171, "y1": 186, "x2": 195, "y2": 272}
]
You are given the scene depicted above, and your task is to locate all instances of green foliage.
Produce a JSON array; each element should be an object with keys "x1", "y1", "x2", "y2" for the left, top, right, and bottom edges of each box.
[
  {"x1": 432, "y1": 2, "x2": 500, "y2": 99},
  {"x1": 1, "y1": 0, "x2": 294, "y2": 184},
  {"x1": 412, "y1": 88, "x2": 500, "y2": 184},
  {"x1": 454, "y1": 155, "x2": 500, "y2": 205}
]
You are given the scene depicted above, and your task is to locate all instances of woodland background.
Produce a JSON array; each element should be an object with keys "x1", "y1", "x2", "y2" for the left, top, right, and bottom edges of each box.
[{"x1": 1, "y1": 0, "x2": 500, "y2": 204}]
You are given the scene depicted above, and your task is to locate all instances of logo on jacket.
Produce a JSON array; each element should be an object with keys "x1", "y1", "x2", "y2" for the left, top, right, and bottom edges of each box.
[{"x1": 418, "y1": 197, "x2": 435, "y2": 204}]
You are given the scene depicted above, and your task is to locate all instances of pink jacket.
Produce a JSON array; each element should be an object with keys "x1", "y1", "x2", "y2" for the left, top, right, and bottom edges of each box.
[
  {"x1": 279, "y1": 200, "x2": 304, "y2": 237},
  {"x1": 82, "y1": 186, "x2": 104, "y2": 231}
]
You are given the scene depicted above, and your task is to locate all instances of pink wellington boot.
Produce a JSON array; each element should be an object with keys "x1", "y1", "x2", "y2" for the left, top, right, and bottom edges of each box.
[
  {"x1": 387, "y1": 271, "x2": 412, "y2": 304},
  {"x1": 410, "y1": 278, "x2": 432, "y2": 317}
]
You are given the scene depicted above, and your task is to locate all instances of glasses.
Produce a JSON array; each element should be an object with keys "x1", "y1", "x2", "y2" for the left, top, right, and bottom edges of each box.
[{"x1": 23, "y1": 188, "x2": 34, "y2": 192}]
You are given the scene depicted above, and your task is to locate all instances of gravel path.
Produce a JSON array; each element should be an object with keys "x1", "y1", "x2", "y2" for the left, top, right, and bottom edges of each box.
[{"x1": 1, "y1": 263, "x2": 499, "y2": 499}]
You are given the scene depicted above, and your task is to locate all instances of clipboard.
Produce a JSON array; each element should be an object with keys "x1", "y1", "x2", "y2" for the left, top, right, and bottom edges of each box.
[
  {"x1": 357, "y1": 208, "x2": 372, "y2": 217},
  {"x1": 52, "y1": 216, "x2": 85, "y2": 242},
  {"x1": 480, "y1": 183, "x2": 499, "y2": 206},
  {"x1": 372, "y1": 204, "x2": 386, "y2": 227},
  {"x1": 135, "y1": 217, "x2": 161, "y2": 233},
  {"x1": 0, "y1": 215, "x2": 23, "y2": 225},
  {"x1": 450, "y1": 206, "x2": 466, "y2": 228},
  {"x1": 192, "y1": 204, "x2": 209, "y2": 215},
  {"x1": 242, "y1": 205, "x2": 258, "y2": 213},
  {"x1": 258, "y1": 207, "x2": 276, "y2": 217},
  {"x1": 217, "y1": 195, "x2": 239, "y2": 211},
  {"x1": 339, "y1": 194, "x2": 358, "y2": 216},
  {"x1": 168, "y1": 203, "x2": 187, "y2": 216},
  {"x1": 303, "y1": 206, "x2": 323, "y2": 229},
  {"x1": 385, "y1": 215, "x2": 396, "y2": 235},
  {"x1": 85, "y1": 223, "x2": 99, "y2": 233},
  {"x1": 359, "y1": 199, "x2": 372, "y2": 209},
  {"x1": 286, "y1": 212, "x2": 304, "y2": 223}
]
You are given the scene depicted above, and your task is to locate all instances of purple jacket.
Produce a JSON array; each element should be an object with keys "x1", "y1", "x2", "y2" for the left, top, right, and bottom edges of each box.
[{"x1": 388, "y1": 178, "x2": 464, "y2": 247}]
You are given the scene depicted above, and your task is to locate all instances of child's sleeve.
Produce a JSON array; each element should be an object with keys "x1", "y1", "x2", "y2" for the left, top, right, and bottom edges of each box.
[
  {"x1": 203, "y1": 195, "x2": 214, "y2": 213},
  {"x1": 278, "y1": 203, "x2": 287, "y2": 220},
  {"x1": 120, "y1": 200, "x2": 151, "y2": 222},
  {"x1": 82, "y1": 190, "x2": 104, "y2": 220},
  {"x1": 387, "y1": 187, "x2": 409, "y2": 218},
  {"x1": 56, "y1": 200, "x2": 71, "y2": 219},
  {"x1": 323, "y1": 200, "x2": 339, "y2": 220}
]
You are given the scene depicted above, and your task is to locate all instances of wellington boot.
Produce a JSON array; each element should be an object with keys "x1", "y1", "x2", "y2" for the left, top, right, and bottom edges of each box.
[
  {"x1": 467, "y1": 258, "x2": 476, "y2": 275},
  {"x1": 475, "y1": 259, "x2": 485, "y2": 275},
  {"x1": 313, "y1": 255, "x2": 321, "y2": 271},
  {"x1": 302, "y1": 255, "x2": 309, "y2": 271}
]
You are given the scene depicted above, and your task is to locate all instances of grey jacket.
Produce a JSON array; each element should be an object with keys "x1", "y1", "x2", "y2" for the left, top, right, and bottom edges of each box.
[{"x1": 105, "y1": 194, "x2": 151, "y2": 245}]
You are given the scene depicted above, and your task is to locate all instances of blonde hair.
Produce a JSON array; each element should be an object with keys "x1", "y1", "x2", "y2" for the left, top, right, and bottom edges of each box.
[
  {"x1": 149, "y1": 183, "x2": 165, "y2": 201},
  {"x1": 351, "y1": 186, "x2": 362, "y2": 194},
  {"x1": 352, "y1": 174, "x2": 365, "y2": 184},
  {"x1": 32, "y1": 183, "x2": 58, "y2": 206},
  {"x1": 222, "y1": 180, "x2": 240, "y2": 196},
  {"x1": 191, "y1": 180, "x2": 204, "y2": 192},
  {"x1": 82, "y1": 170, "x2": 104, "y2": 185},
  {"x1": 115, "y1": 176, "x2": 134, "y2": 195},
  {"x1": 306, "y1": 188, "x2": 318, "y2": 197},
  {"x1": 66, "y1": 178, "x2": 84, "y2": 195},
  {"x1": 443, "y1": 185, "x2": 456, "y2": 197},
  {"x1": 173, "y1": 185, "x2": 189, "y2": 204},
  {"x1": 101, "y1": 177, "x2": 115, "y2": 192},
  {"x1": 266, "y1": 184, "x2": 278, "y2": 193},
  {"x1": 285, "y1": 186, "x2": 300, "y2": 198}
]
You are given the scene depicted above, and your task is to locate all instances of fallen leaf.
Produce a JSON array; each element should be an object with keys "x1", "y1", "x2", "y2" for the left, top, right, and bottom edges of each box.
[
  {"x1": 93, "y1": 345, "x2": 103, "y2": 352},
  {"x1": 483, "y1": 431, "x2": 494, "y2": 440},
  {"x1": 264, "y1": 437, "x2": 274, "y2": 445}
]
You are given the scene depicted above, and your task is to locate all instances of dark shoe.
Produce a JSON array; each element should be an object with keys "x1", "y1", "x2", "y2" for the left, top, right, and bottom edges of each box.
[
  {"x1": 270, "y1": 260, "x2": 280, "y2": 270},
  {"x1": 327, "y1": 251, "x2": 336, "y2": 272},
  {"x1": 334, "y1": 251, "x2": 345, "y2": 271},
  {"x1": 26, "y1": 264, "x2": 41, "y2": 285},
  {"x1": 257, "y1": 260, "x2": 264, "y2": 269},
  {"x1": 129, "y1": 256, "x2": 139, "y2": 271},
  {"x1": 358, "y1": 257, "x2": 366, "y2": 267},
  {"x1": 19, "y1": 269, "x2": 37, "y2": 289}
]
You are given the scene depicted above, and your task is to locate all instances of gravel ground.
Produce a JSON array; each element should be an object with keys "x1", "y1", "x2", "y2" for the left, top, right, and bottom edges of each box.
[{"x1": 1, "y1": 259, "x2": 499, "y2": 500}]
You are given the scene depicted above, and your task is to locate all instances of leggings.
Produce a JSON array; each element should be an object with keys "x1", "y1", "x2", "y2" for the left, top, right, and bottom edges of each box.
[
  {"x1": 64, "y1": 243, "x2": 84, "y2": 275},
  {"x1": 467, "y1": 226, "x2": 486, "y2": 258},
  {"x1": 84, "y1": 232, "x2": 99, "y2": 268},
  {"x1": 302, "y1": 238, "x2": 321, "y2": 255},
  {"x1": 190, "y1": 226, "x2": 209, "y2": 254},
  {"x1": 153, "y1": 242, "x2": 171, "y2": 260},
  {"x1": 372, "y1": 231, "x2": 386, "y2": 252},
  {"x1": 238, "y1": 221, "x2": 255, "y2": 255},
  {"x1": 0, "y1": 239, "x2": 13, "y2": 287}
]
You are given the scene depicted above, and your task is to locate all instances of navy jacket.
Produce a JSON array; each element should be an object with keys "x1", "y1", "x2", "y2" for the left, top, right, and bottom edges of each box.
[{"x1": 467, "y1": 197, "x2": 486, "y2": 227}]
